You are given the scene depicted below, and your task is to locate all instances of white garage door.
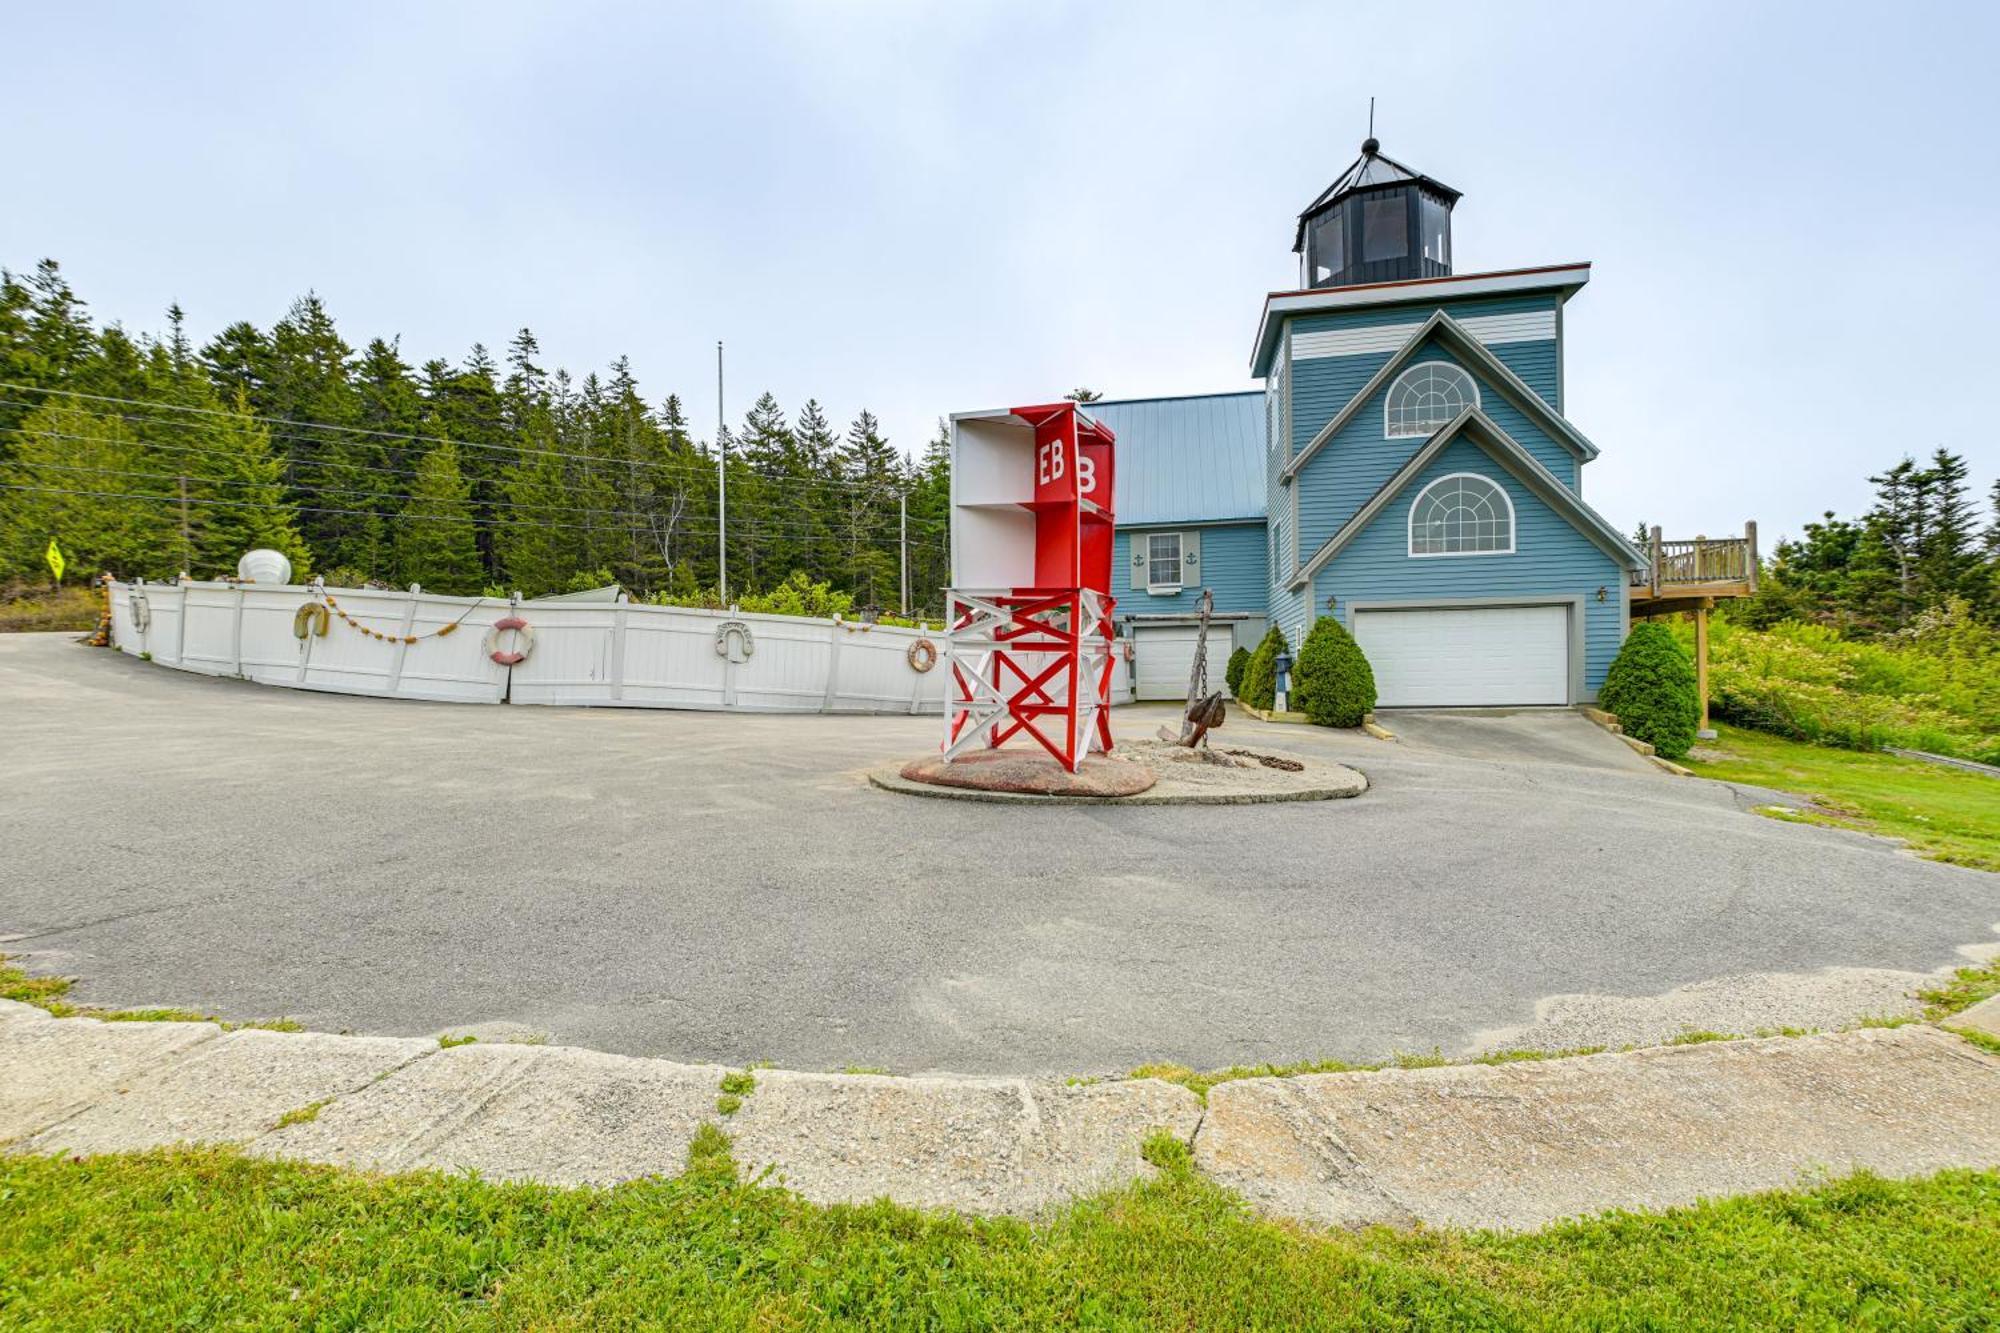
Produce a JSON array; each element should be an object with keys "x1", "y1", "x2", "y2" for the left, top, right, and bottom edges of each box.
[
  {"x1": 1133, "y1": 624, "x2": 1231, "y2": 701},
  {"x1": 1353, "y1": 605, "x2": 1569, "y2": 707}
]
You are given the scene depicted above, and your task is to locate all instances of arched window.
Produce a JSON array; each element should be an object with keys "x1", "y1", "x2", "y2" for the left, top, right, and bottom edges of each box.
[
  {"x1": 1409, "y1": 473, "x2": 1514, "y2": 556},
  {"x1": 1384, "y1": 362, "x2": 1478, "y2": 437}
]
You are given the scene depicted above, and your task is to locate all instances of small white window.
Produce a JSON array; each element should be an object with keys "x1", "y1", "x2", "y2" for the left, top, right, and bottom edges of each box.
[
  {"x1": 1147, "y1": 532, "x2": 1184, "y2": 592},
  {"x1": 1384, "y1": 362, "x2": 1479, "y2": 438},
  {"x1": 1409, "y1": 473, "x2": 1514, "y2": 556}
]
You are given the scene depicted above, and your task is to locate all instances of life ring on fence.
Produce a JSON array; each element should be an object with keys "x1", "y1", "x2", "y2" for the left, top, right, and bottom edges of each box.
[
  {"x1": 906, "y1": 637, "x2": 938, "y2": 673},
  {"x1": 484, "y1": 614, "x2": 535, "y2": 666},
  {"x1": 129, "y1": 592, "x2": 151, "y2": 631},
  {"x1": 714, "y1": 620, "x2": 755, "y2": 661},
  {"x1": 292, "y1": 602, "x2": 330, "y2": 640}
]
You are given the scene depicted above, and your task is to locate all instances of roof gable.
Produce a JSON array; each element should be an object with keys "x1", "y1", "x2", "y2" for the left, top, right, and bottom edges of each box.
[
  {"x1": 1280, "y1": 311, "x2": 1598, "y2": 490},
  {"x1": 1289, "y1": 408, "x2": 1642, "y2": 590}
]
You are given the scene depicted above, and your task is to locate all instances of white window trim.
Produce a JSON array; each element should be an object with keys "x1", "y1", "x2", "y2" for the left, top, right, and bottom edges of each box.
[
  {"x1": 1406, "y1": 472, "x2": 1516, "y2": 558},
  {"x1": 1145, "y1": 531, "x2": 1185, "y2": 594},
  {"x1": 1383, "y1": 362, "x2": 1480, "y2": 439}
]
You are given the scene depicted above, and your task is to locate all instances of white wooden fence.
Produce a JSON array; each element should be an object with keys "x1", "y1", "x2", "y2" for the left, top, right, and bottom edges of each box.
[{"x1": 107, "y1": 580, "x2": 1135, "y2": 714}]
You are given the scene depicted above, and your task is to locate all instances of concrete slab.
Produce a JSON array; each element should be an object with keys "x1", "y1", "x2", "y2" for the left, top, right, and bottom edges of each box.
[
  {"x1": 1196, "y1": 1026, "x2": 2000, "y2": 1232},
  {"x1": 726, "y1": 1071, "x2": 1202, "y2": 1216},
  {"x1": 0, "y1": 998, "x2": 52, "y2": 1028},
  {"x1": 1949, "y1": 993, "x2": 2000, "y2": 1039},
  {"x1": 1465, "y1": 965, "x2": 1933, "y2": 1055},
  {"x1": 254, "y1": 1041, "x2": 727, "y2": 1184},
  {"x1": 23, "y1": 1028, "x2": 433, "y2": 1154},
  {"x1": 0, "y1": 1016, "x2": 219, "y2": 1143}
]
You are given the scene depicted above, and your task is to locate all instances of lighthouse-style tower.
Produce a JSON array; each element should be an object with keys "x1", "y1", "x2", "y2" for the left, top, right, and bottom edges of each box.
[{"x1": 1293, "y1": 138, "x2": 1460, "y2": 289}]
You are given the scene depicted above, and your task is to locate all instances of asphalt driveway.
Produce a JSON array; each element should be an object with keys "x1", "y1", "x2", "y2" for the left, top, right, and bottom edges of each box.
[{"x1": 2, "y1": 633, "x2": 1994, "y2": 1075}]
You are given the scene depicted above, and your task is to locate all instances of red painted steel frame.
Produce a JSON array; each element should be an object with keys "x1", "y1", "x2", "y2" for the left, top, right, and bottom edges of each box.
[
  {"x1": 944, "y1": 587, "x2": 1115, "y2": 770},
  {"x1": 942, "y1": 401, "x2": 1118, "y2": 771}
]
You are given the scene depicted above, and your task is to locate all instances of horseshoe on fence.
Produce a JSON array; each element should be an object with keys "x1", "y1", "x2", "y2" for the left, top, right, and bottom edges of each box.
[{"x1": 714, "y1": 620, "x2": 755, "y2": 661}]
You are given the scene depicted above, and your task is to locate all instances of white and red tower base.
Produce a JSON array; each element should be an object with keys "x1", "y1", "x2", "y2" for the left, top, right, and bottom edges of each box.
[
  {"x1": 942, "y1": 402, "x2": 1118, "y2": 774},
  {"x1": 941, "y1": 586, "x2": 1115, "y2": 771}
]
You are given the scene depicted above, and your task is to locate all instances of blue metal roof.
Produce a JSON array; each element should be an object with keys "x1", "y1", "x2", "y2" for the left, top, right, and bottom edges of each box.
[{"x1": 1089, "y1": 391, "x2": 1266, "y2": 527}]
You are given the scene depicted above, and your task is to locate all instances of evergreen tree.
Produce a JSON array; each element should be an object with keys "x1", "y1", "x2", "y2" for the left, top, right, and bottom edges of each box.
[
  {"x1": 84, "y1": 324, "x2": 149, "y2": 401},
  {"x1": 0, "y1": 396, "x2": 176, "y2": 581},
  {"x1": 263, "y1": 293, "x2": 378, "y2": 574},
  {"x1": 502, "y1": 328, "x2": 547, "y2": 433},
  {"x1": 732, "y1": 392, "x2": 794, "y2": 589},
  {"x1": 905, "y1": 417, "x2": 952, "y2": 615},
  {"x1": 836, "y1": 409, "x2": 900, "y2": 608},
  {"x1": 22, "y1": 260, "x2": 95, "y2": 387},
  {"x1": 193, "y1": 391, "x2": 312, "y2": 578},
  {"x1": 0, "y1": 269, "x2": 38, "y2": 442},
  {"x1": 355, "y1": 338, "x2": 422, "y2": 470},
  {"x1": 395, "y1": 436, "x2": 480, "y2": 593},
  {"x1": 497, "y1": 442, "x2": 574, "y2": 596},
  {"x1": 199, "y1": 320, "x2": 272, "y2": 406},
  {"x1": 1918, "y1": 448, "x2": 1978, "y2": 606}
]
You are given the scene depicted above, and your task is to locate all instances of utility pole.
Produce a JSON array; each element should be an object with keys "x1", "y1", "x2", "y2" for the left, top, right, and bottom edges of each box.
[
  {"x1": 177, "y1": 475, "x2": 191, "y2": 571},
  {"x1": 898, "y1": 491, "x2": 909, "y2": 616},
  {"x1": 716, "y1": 340, "x2": 727, "y2": 602}
]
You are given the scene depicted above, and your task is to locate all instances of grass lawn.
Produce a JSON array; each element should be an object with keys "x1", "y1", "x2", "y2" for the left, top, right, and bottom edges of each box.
[
  {"x1": 1683, "y1": 724, "x2": 2000, "y2": 871},
  {"x1": 0, "y1": 1143, "x2": 1994, "y2": 1331}
]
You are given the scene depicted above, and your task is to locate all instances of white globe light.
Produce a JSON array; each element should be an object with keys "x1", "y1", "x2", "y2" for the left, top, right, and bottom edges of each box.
[{"x1": 236, "y1": 549, "x2": 295, "y2": 585}]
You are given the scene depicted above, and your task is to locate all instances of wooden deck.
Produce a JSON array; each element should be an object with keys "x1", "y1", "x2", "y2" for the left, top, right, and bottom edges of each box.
[
  {"x1": 1628, "y1": 524, "x2": 1757, "y2": 615},
  {"x1": 1625, "y1": 524, "x2": 1758, "y2": 734}
]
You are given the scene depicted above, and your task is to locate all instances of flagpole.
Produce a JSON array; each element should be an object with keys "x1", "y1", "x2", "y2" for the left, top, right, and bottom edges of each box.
[{"x1": 716, "y1": 340, "x2": 727, "y2": 603}]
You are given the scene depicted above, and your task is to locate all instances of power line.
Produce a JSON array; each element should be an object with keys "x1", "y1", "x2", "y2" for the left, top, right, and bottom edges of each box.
[
  {"x1": 0, "y1": 383, "x2": 935, "y2": 497},
  {"x1": 0, "y1": 418, "x2": 947, "y2": 532},
  {"x1": 0, "y1": 480, "x2": 934, "y2": 545},
  {"x1": 2, "y1": 461, "x2": 939, "y2": 542}
]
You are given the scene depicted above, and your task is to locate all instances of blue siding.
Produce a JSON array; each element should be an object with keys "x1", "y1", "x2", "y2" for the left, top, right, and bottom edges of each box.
[
  {"x1": 1310, "y1": 437, "x2": 1625, "y2": 697},
  {"x1": 1114, "y1": 521, "x2": 1267, "y2": 615},
  {"x1": 1289, "y1": 343, "x2": 1578, "y2": 558}
]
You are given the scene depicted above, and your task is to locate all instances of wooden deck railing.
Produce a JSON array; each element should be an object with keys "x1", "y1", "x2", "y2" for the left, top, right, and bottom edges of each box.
[{"x1": 1629, "y1": 524, "x2": 1759, "y2": 596}]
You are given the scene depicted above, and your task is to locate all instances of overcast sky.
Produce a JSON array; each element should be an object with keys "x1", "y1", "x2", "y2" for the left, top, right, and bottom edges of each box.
[{"x1": 7, "y1": 1, "x2": 1996, "y2": 541}]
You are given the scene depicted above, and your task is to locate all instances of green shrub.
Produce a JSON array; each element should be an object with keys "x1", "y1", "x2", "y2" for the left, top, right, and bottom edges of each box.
[
  {"x1": 1224, "y1": 645, "x2": 1251, "y2": 697},
  {"x1": 1291, "y1": 617, "x2": 1377, "y2": 727},
  {"x1": 1676, "y1": 602, "x2": 1999, "y2": 764},
  {"x1": 648, "y1": 571, "x2": 856, "y2": 620},
  {"x1": 1601, "y1": 621, "x2": 1700, "y2": 759},
  {"x1": 1239, "y1": 626, "x2": 1288, "y2": 711}
]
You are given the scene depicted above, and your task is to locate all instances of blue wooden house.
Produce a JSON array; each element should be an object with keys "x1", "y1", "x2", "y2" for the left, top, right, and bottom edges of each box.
[{"x1": 1095, "y1": 138, "x2": 1669, "y2": 706}]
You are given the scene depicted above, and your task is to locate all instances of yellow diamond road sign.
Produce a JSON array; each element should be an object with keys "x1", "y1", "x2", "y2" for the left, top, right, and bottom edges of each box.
[{"x1": 45, "y1": 539, "x2": 65, "y2": 582}]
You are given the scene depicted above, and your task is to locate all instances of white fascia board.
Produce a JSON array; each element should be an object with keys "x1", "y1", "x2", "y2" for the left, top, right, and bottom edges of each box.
[{"x1": 1248, "y1": 263, "x2": 1591, "y2": 376}]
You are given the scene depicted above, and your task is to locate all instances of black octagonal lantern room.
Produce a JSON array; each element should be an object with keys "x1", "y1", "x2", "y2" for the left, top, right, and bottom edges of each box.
[{"x1": 1293, "y1": 138, "x2": 1460, "y2": 290}]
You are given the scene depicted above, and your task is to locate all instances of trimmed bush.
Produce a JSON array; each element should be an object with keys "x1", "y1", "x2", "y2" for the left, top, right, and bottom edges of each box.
[
  {"x1": 1239, "y1": 626, "x2": 1288, "y2": 711},
  {"x1": 1224, "y1": 645, "x2": 1251, "y2": 697},
  {"x1": 1291, "y1": 616, "x2": 1377, "y2": 727},
  {"x1": 1600, "y1": 621, "x2": 1700, "y2": 759}
]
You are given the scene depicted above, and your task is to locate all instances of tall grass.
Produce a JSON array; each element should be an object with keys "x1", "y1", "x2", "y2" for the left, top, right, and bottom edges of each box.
[
  {"x1": 0, "y1": 582, "x2": 102, "y2": 633},
  {"x1": 1668, "y1": 600, "x2": 1999, "y2": 764}
]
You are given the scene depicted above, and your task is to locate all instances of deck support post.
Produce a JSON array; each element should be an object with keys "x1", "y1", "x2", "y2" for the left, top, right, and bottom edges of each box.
[{"x1": 1693, "y1": 597, "x2": 1713, "y2": 738}]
